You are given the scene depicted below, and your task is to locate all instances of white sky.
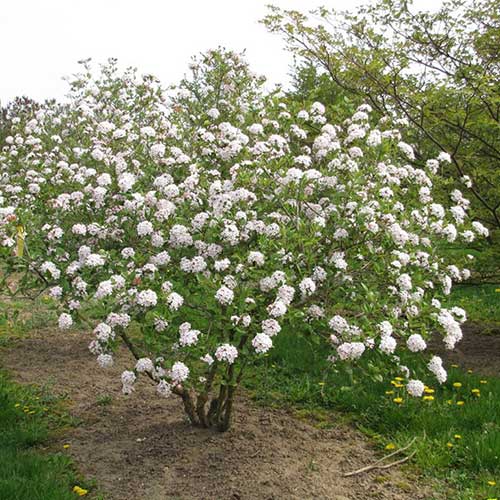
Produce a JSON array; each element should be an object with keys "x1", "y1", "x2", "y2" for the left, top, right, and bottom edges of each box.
[{"x1": 0, "y1": 0, "x2": 440, "y2": 104}]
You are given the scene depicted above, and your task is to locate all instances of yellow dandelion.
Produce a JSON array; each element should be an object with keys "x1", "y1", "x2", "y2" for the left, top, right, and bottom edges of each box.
[
  {"x1": 385, "y1": 390, "x2": 394, "y2": 395},
  {"x1": 385, "y1": 443, "x2": 396, "y2": 450},
  {"x1": 72, "y1": 486, "x2": 88, "y2": 496},
  {"x1": 457, "y1": 401, "x2": 465, "y2": 406},
  {"x1": 446, "y1": 399, "x2": 453, "y2": 405},
  {"x1": 454, "y1": 434, "x2": 462, "y2": 439},
  {"x1": 423, "y1": 395, "x2": 435, "y2": 401},
  {"x1": 487, "y1": 480, "x2": 496, "y2": 486},
  {"x1": 471, "y1": 388, "x2": 480, "y2": 394},
  {"x1": 393, "y1": 397, "x2": 403, "y2": 404},
  {"x1": 480, "y1": 380, "x2": 488, "y2": 385},
  {"x1": 453, "y1": 382, "x2": 462, "y2": 388},
  {"x1": 394, "y1": 377, "x2": 404, "y2": 382},
  {"x1": 63, "y1": 444, "x2": 70, "y2": 449},
  {"x1": 14, "y1": 403, "x2": 21, "y2": 408},
  {"x1": 451, "y1": 364, "x2": 459, "y2": 368},
  {"x1": 467, "y1": 369, "x2": 473, "y2": 374},
  {"x1": 424, "y1": 388, "x2": 435, "y2": 394},
  {"x1": 446, "y1": 442, "x2": 453, "y2": 448}
]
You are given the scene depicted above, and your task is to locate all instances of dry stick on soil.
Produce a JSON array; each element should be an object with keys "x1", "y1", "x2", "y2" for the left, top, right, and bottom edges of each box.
[{"x1": 343, "y1": 437, "x2": 417, "y2": 477}]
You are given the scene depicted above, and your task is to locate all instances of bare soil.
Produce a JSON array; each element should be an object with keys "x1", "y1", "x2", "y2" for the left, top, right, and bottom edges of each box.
[{"x1": 1, "y1": 329, "x2": 431, "y2": 500}]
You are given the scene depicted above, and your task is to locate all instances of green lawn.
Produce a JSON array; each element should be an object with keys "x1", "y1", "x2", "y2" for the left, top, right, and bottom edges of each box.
[{"x1": 0, "y1": 371, "x2": 91, "y2": 500}]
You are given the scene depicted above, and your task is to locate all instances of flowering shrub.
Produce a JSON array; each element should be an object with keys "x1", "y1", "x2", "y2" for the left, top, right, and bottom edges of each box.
[{"x1": 0, "y1": 51, "x2": 488, "y2": 430}]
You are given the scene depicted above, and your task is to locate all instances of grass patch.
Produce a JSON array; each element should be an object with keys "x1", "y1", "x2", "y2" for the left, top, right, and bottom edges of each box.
[
  {"x1": 0, "y1": 295, "x2": 58, "y2": 347},
  {"x1": 0, "y1": 371, "x2": 93, "y2": 499},
  {"x1": 245, "y1": 331, "x2": 500, "y2": 500}
]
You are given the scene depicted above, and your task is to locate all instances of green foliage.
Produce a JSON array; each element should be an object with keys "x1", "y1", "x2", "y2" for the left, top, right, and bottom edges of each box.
[
  {"x1": 287, "y1": 64, "x2": 361, "y2": 120},
  {"x1": 263, "y1": 0, "x2": 500, "y2": 280},
  {"x1": 246, "y1": 329, "x2": 500, "y2": 499},
  {"x1": 0, "y1": 372, "x2": 90, "y2": 499}
]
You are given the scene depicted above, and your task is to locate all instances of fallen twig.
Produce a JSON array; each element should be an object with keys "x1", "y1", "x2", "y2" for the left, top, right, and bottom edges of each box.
[{"x1": 343, "y1": 437, "x2": 417, "y2": 477}]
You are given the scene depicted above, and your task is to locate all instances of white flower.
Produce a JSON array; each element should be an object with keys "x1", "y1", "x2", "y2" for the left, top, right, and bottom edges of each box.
[
  {"x1": 94, "y1": 323, "x2": 113, "y2": 342},
  {"x1": 85, "y1": 253, "x2": 105, "y2": 268},
  {"x1": 215, "y1": 285, "x2": 234, "y2": 305},
  {"x1": 215, "y1": 344, "x2": 238, "y2": 364},
  {"x1": 207, "y1": 108, "x2": 220, "y2": 119},
  {"x1": 277, "y1": 285, "x2": 295, "y2": 305},
  {"x1": 247, "y1": 251, "x2": 265, "y2": 266},
  {"x1": 437, "y1": 152, "x2": 451, "y2": 163},
  {"x1": 157, "y1": 380, "x2": 172, "y2": 398},
  {"x1": 406, "y1": 379, "x2": 425, "y2": 397},
  {"x1": 137, "y1": 221, "x2": 154, "y2": 236},
  {"x1": 200, "y1": 354, "x2": 214, "y2": 365},
  {"x1": 407, "y1": 334, "x2": 427, "y2": 352},
  {"x1": 136, "y1": 290, "x2": 158, "y2": 307},
  {"x1": 140, "y1": 126, "x2": 156, "y2": 137},
  {"x1": 379, "y1": 336, "x2": 397, "y2": 354},
  {"x1": 58, "y1": 313, "x2": 73, "y2": 330},
  {"x1": 337, "y1": 342, "x2": 365, "y2": 360},
  {"x1": 261, "y1": 319, "x2": 281, "y2": 337},
  {"x1": 49, "y1": 286, "x2": 63, "y2": 299},
  {"x1": 252, "y1": 333, "x2": 273, "y2": 354},
  {"x1": 150, "y1": 143, "x2": 166, "y2": 158},
  {"x1": 117, "y1": 172, "x2": 136, "y2": 192},
  {"x1": 311, "y1": 102, "x2": 325, "y2": 115},
  {"x1": 267, "y1": 300, "x2": 287, "y2": 318},
  {"x1": 299, "y1": 278, "x2": 316, "y2": 297},
  {"x1": 397, "y1": 273, "x2": 412, "y2": 291},
  {"x1": 121, "y1": 370, "x2": 136, "y2": 394},
  {"x1": 167, "y1": 292, "x2": 184, "y2": 311},
  {"x1": 329, "y1": 315, "x2": 348, "y2": 334},
  {"x1": 97, "y1": 354, "x2": 114, "y2": 368},
  {"x1": 428, "y1": 356, "x2": 447, "y2": 384},
  {"x1": 472, "y1": 221, "x2": 489, "y2": 237},
  {"x1": 378, "y1": 321, "x2": 393, "y2": 337},
  {"x1": 72, "y1": 224, "x2": 87, "y2": 235},
  {"x1": 179, "y1": 324, "x2": 200, "y2": 346},
  {"x1": 136, "y1": 357, "x2": 154, "y2": 373},
  {"x1": 170, "y1": 361, "x2": 189, "y2": 383}
]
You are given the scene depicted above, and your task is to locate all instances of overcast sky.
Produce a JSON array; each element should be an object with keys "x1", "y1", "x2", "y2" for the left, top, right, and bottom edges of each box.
[{"x1": 0, "y1": 0, "x2": 440, "y2": 104}]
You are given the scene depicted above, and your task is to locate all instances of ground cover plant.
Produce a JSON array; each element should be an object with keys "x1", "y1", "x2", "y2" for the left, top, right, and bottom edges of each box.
[
  {"x1": 0, "y1": 49, "x2": 491, "y2": 435},
  {"x1": 0, "y1": 369, "x2": 91, "y2": 500}
]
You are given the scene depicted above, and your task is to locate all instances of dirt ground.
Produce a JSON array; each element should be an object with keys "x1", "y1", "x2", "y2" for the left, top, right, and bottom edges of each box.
[{"x1": 1, "y1": 328, "x2": 436, "y2": 500}]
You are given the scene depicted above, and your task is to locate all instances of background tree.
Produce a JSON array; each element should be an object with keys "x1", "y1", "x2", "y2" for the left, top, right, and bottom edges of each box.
[{"x1": 263, "y1": 0, "x2": 500, "y2": 280}]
